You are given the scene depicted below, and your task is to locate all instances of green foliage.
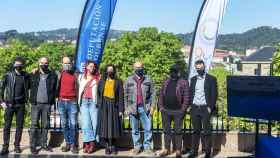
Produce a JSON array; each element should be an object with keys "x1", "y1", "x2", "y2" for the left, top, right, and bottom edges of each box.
[
  {"x1": 101, "y1": 27, "x2": 186, "y2": 90},
  {"x1": 272, "y1": 43, "x2": 280, "y2": 76},
  {"x1": 0, "y1": 39, "x2": 75, "y2": 127}
]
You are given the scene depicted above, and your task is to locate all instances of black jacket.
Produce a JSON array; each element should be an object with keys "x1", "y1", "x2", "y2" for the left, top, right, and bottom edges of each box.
[
  {"x1": 29, "y1": 71, "x2": 57, "y2": 105},
  {"x1": 0, "y1": 71, "x2": 30, "y2": 104},
  {"x1": 97, "y1": 79, "x2": 124, "y2": 112},
  {"x1": 190, "y1": 73, "x2": 218, "y2": 111}
]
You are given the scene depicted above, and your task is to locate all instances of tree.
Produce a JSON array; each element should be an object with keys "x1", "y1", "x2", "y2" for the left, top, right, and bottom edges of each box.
[
  {"x1": 101, "y1": 27, "x2": 186, "y2": 90},
  {"x1": 272, "y1": 43, "x2": 280, "y2": 76}
]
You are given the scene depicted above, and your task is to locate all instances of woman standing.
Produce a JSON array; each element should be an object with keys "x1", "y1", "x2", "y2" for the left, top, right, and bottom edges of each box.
[
  {"x1": 97, "y1": 64, "x2": 123, "y2": 155},
  {"x1": 78, "y1": 60, "x2": 100, "y2": 154}
]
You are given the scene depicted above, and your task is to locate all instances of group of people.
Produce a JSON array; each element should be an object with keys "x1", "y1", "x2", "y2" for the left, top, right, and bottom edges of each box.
[{"x1": 0, "y1": 56, "x2": 217, "y2": 158}]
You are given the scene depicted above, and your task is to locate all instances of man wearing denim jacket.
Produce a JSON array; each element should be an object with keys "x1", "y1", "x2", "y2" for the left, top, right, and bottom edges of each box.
[{"x1": 124, "y1": 61, "x2": 156, "y2": 155}]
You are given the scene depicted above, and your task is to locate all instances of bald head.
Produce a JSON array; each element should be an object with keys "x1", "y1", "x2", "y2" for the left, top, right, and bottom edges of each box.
[
  {"x1": 38, "y1": 57, "x2": 49, "y2": 73},
  {"x1": 62, "y1": 57, "x2": 72, "y2": 64}
]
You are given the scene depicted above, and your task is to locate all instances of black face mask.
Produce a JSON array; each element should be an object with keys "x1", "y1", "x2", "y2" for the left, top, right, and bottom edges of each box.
[
  {"x1": 135, "y1": 68, "x2": 144, "y2": 77},
  {"x1": 40, "y1": 64, "x2": 49, "y2": 73},
  {"x1": 197, "y1": 69, "x2": 205, "y2": 76},
  {"x1": 107, "y1": 71, "x2": 115, "y2": 79},
  {"x1": 170, "y1": 71, "x2": 179, "y2": 79},
  {"x1": 14, "y1": 65, "x2": 24, "y2": 72},
  {"x1": 89, "y1": 69, "x2": 97, "y2": 75}
]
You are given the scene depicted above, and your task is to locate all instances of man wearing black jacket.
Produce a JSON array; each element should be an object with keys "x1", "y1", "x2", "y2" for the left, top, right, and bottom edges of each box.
[
  {"x1": 29, "y1": 57, "x2": 57, "y2": 154},
  {"x1": 0, "y1": 57, "x2": 30, "y2": 155},
  {"x1": 188, "y1": 60, "x2": 218, "y2": 158}
]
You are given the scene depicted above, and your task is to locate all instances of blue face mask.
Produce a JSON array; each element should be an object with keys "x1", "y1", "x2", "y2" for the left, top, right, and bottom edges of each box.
[{"x1": 135, "y1": 68, "x2": 144, "y2": 77}]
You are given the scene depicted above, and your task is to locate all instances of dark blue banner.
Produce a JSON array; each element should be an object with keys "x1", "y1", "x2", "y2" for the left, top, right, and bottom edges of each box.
[
  {"x1": 75, "y1": 0, "x2": 117, "y2": 72},
  {"x1": 227, "y1": 76, "x2": 280, "y2": 121}
]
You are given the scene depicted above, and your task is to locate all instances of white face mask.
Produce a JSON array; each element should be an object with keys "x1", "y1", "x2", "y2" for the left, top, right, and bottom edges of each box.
[{"x1": 63, "y1": 64, "x2": 72, "y2": 71}]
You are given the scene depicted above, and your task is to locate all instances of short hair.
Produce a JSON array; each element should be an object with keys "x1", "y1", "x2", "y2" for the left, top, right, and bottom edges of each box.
[
  {"x1": 170, "y1": 64, "x2": 180, "y2": 73},
  {"x1": 14, "y1": 56, "x2": 25, "y2": 65},
  {"x1": 195, "y1": 60, "x2": 205, "y2": 65},
  {"x1": 38, "y1": 57, "x2": 49, "y2": 63}
]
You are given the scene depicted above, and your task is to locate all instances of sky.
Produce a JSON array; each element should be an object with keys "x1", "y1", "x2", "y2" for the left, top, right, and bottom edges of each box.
[{"x1": 0, "y1": 0, "x2": 279, "y2": 34}]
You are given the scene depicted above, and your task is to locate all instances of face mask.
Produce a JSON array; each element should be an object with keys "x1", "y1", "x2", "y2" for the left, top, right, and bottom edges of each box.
[
  {"x1": 14, "y1": 65, "x2": 24, "y2": 72},
  {"x1": 62, "y1": 64, "x2": 72, "y2": 71},
  {"x1": 108, "y1": 71, "x2": 115, "y2": 79},
  {"x1": 88, "y1": 68, "x2": 97, "y2": 75},
  {"x1": 170, "y1": 71, "x2": 179, "y2": 79},
  {"x1": 40, "y1": 64, "x2": 49, "y2": 73},
  {"x1": 135, "y1": 68, "x2": 144, "y2": 77},
  {"x1": 197, "y1": 69, "x2": 205, "y2": 76}
]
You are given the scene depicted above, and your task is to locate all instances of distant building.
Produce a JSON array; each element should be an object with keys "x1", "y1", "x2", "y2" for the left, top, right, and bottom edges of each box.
[
  {"x1": 71, "y1": 40, "x2": 77, "y2": 45},
  {"x1": 0, "y1": 32, "x2": 5, "y2": 45},
  {"x1": 245, "y1": 48, "x2": 258, "y2": 57},
  {"x1": 213, "y1": 49, "x2": 229, "y2": 63},
  {"x1": 240, "y1": 46, "x2": 276, "y2": 76},
  {"x1": 181, "y1": 45, "x2": 233, "y2": 64}
]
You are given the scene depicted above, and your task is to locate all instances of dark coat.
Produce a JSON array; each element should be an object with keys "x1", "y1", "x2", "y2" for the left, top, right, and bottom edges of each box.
[
  {"x1": 158, "y1": 78, "x2": 190, "y2": 111},
  {"x1": 0, "y1": 71, "x2": 30, "y2": 104},
  {"x1": 97, "y1": 79, "x2": 124, "y2": 112},
  {"x1": 190, "y1": 73, "x2": 218, "y2": 111},
  {"x1": 29, "y1": 71, "x2": 58, "y2": 105}
]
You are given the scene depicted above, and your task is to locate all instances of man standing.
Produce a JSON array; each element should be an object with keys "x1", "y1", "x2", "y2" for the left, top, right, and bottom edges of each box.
[
  {"x1": 0, "y1": 57, "x2": 30, "y2": 155},
  {"x1": 29, "y1": 57, "x2": 57, "y2": 154},
  {"x1": 57, "y1": 57, "x2": 79, "y2": 153},
  {"x1": 158, "y1": 64, "x2": 190, "y2": 158},
  {"x1": 124, "y1": 61, "x2": 156, "y2": 155},
  {"x1": 188, "y1": 60, "x2": 218, "y2": 158}
]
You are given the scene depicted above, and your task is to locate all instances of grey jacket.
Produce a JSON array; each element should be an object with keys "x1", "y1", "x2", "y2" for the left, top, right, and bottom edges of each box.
[{"x1": 124, "y1": 75, "x2": 156, "y2": 114}]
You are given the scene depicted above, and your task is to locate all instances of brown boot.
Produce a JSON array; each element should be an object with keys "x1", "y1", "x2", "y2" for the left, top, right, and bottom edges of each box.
[
  {"x1": 159, "y1": 149, "x2": 170, "y2": 157},
  {"x1": 83, "y1": 142, "x2": 89, "y2": 153},
  {"x1": 175, "y1": 150, "x2": 182, "y2": 158},
  {"x1": 87, "y1": 141, "x2": 96, "y2": 154}
]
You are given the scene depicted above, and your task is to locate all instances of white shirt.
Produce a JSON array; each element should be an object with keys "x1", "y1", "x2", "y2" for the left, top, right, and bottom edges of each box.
[{"x1": 193, "y1": 75, "x2": 207, "y2": 105}]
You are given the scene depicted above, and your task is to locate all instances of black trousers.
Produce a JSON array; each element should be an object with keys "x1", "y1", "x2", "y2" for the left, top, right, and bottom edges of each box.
[
  {"x1": 29, "y1": 104, "x2": 50, "y2": 148},
  {"x1": 191, "y1": 105, "x2": 212, "y2": 154},
  {"x1": 3, "y1": 105, "x2": 25, "y2": 147},
  {"x1": 161, "y1": 109, "x2": 185, "y2": 151}
]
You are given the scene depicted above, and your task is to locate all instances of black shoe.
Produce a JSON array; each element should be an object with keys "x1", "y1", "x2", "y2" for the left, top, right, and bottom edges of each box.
[
  {"x1": 111, "y1": 146, "x2": 117, "y2": 155},
  {"x1": 61, "y1": 144, "x2": 71, "y2": 152},
  {"x1": 105, "y1": 147, "x2": 111, "y2": 155},
  {"x1": 0, "y1": 147, "x2": 9, "y2": 155},
  {"x1": 14, "y1": 146, "x2": 22, "y2": 153},
  {"x1": 205, "y1": 152, "x2": 211, "y2": 158},
  {"x1": 188, "y1": 150, "x2": 198, "y2": 158},
  {"x1": 30, "y1": 148, "x2": 38, "y2": 155},
  {"x1": 71, "y1": 145, "x2": 79, "y2": 154},
  {"x1": 42, "y1": 146, "x2": 53, "y2": 152}
]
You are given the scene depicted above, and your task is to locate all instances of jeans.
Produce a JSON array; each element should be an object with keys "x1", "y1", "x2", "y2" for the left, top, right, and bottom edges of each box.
[
  {"x1": 30, "y1": 104, "x2": 50, "y2": 148},
  {"x1": 129, "y1": 107, "x2": 152, "y2": 150},
  {"x1": 58, "y1": 100, "x2": 78, "y2": 145},
  {"x1": 3, "y1": 105, "x2": 25, "y2": 148},
  {"x1": 80, "y1": 98, "x2": 99, "y2": 142}
]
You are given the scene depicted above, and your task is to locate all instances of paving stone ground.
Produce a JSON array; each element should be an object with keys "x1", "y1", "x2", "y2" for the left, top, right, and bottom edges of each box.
[{"x1": 0, "y1": 145, "x2": 253, "y2": 158}]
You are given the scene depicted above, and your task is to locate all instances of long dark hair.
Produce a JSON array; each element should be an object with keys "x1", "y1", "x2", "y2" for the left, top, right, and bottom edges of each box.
[
  {"x1": 103, "y1": 64, "x2": 117, "y2": 80},
  {"x1": 84, "y1": 60, "x2": 100, "y2": 80}
]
